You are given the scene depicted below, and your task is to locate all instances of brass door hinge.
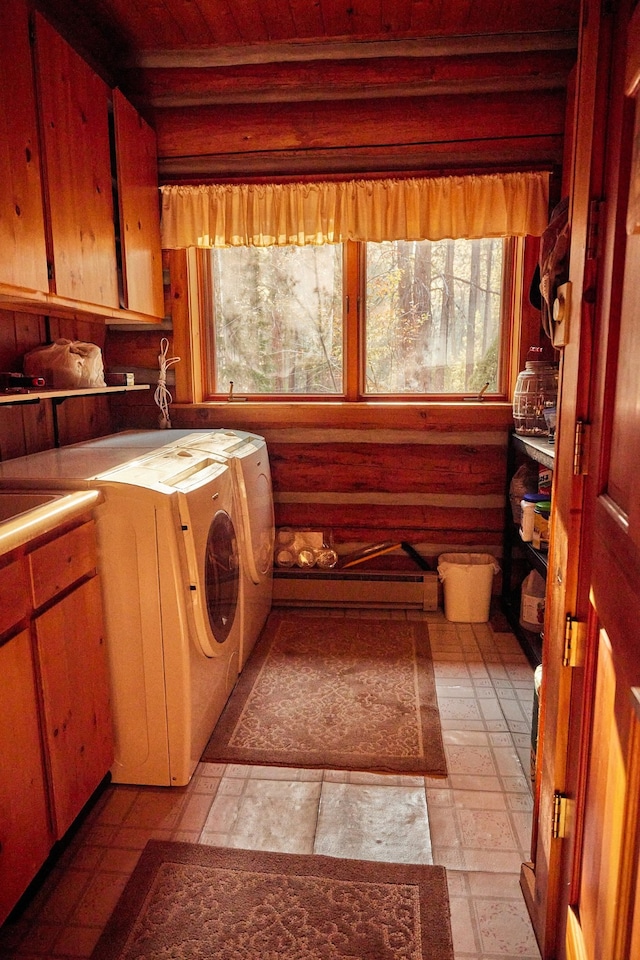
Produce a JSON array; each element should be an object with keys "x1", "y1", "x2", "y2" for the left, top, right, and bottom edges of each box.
[
  {"x1": 552, "y1": 791, "x2": 569, "y2": 839},
  {"x1": 563, "y1": 615, "x2": 583, "y2": 667},
  {"x1": 573, "y1": 420, "x2": 591, "y2": 476}
]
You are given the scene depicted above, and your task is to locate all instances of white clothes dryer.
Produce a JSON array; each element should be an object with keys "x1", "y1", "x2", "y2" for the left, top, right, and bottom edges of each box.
[
  {"x1": 177, "y1": 431, "x2": 274, "y2": 667},
  {"x1": 0, "y1": 444, "x2": 243, "y2": 786}
]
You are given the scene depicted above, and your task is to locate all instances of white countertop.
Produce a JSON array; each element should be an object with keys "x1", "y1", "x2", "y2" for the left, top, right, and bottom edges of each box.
[{"x1": 0, "y1": 489, "x2": 103, "y2": 558}]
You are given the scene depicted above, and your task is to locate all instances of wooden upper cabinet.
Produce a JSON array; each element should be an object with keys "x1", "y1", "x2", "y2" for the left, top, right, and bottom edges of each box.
[
  {"x1": 113, "y1": 89, "x2": 164, "y2": 319},
  {"x1": 33, "y1": 12, "x2": 119, "y2": 309},
  {"x1": 0, "y1": 0, "x2": 49, "y2": 293}
]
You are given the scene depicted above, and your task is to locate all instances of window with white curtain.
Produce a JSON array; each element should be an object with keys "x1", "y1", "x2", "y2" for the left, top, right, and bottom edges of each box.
[{"x1": 161, "y1": 172, "x2": 546, "y2": 401}]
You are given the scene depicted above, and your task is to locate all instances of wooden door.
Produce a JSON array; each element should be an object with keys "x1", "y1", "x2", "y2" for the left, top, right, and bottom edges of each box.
[
  {"x1": 521, "y1": 0, "x2": 610, "y2": 952},
  {"x1": 34, "y1": 12, "x2": 119, "y2": 309},
  {"x1": 113, "y1": 89, "x2": 165, "y2": 319},
  {"x1": 559, "y1": 2, "x2": 640, "y2": 956}
]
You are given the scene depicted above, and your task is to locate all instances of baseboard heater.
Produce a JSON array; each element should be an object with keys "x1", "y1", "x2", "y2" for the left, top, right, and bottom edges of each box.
[{"x1": 272, "y1": 568, "x2": 439, "y2": 610}]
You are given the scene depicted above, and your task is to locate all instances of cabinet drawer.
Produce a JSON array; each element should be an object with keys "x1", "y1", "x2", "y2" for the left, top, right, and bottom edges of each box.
[
  {"x1": 29, "y1": 521, "x2": 96, "y2": 608},
  {"x1": 0, "y1": 557, "x2": 30, "y2": 636}
]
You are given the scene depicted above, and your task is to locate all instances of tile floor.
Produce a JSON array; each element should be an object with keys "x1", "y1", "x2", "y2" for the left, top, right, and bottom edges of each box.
[{"x1": 0, "y1": 606, "x2": 541, "y2": 959}]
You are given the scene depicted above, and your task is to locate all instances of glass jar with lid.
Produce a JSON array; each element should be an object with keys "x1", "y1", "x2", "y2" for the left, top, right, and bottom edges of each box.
[{"x1": 513, "y1": 347, "x2": 559, "y2": 436}]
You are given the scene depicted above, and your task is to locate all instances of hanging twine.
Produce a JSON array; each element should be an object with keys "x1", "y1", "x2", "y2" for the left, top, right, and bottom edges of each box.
[{"x1": 154, "y1": 337, "x2": 180, "y2": 428}]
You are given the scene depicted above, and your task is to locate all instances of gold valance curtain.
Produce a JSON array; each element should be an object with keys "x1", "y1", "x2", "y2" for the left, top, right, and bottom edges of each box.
[{"x1": 160, "y1": 171, "x2": 550, "y2": 248}]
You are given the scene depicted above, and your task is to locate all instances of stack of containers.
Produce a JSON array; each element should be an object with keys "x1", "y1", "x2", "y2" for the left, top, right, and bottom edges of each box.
[
  {"x1": 519, "y1": 463, "x2": 553, "y2": 632},
  {"x1": 533, "y1": 463, "x2": 553, "y2": 552},
  {"x1": 520, "y1": 492, "x2": 549, "y2": 545}
]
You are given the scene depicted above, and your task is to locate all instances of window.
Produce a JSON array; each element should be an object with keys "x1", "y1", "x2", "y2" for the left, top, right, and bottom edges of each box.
[
  {"x1": 208, "y1": 244, "x2": 344, "y2": 395},
  {"x1": 200, "y1": 236, "x2": 517, "y2": 400}
]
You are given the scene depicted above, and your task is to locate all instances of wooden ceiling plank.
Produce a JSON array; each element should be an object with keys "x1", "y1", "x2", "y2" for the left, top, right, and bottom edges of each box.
[
  {"x1": 254, "y1": 0, "x2": 297, "y2": 41},
  {"x1": 347, "y1": 0, "x2": 387, "y2": 37},
  {"x1": 188, "y1": 0, "x2": 241, "y2": 43},
  {"x1": 153, "y1": 0, "x2": 218, "y2": 44},
  {"x1": 222, "y1": 0, "x2": 270, "y2": 44},
  {"x1": 287, "y1": 0, "x2": 326, "y2": 37},
  {"x1": 320, "y1": 0, "x2": 360, "y2": 37},
  {"x1": 411, "y1": 0, "x2": 579, "y2": 34},
  {"x1": 436, "y1": 0, "x2": 477, "y2": 34},
  {"x1": 382, "y1": 0, "x2": 414, "y2": 34}
]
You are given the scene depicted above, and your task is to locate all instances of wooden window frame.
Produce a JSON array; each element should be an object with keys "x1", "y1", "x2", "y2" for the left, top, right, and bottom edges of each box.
[{"x1": 183, "y1": 237, "x2": 522, "y2": 404}]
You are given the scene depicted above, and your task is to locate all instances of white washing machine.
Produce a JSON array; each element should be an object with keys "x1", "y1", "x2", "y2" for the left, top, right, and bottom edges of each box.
[
  {"x1": 177, "y1": 431, "x2": 274, "y2": 667},
  {"x1": 0, "y1": 444, "x2": 243, "y2": 787},
  {"x1": 61, "y1": 428, "x2": 275, "y2": 668}
]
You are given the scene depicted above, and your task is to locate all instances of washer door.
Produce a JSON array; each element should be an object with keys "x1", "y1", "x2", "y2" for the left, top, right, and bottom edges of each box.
[
  {"x1": 234, "y1": 455, "x2": 275, "y2": 585},
  {"x1": 204, "y1": 509, "x2": 239, "y2": 644},
  {"x1": 172, "y1": 461, "x2": 241, "y2": 658}
]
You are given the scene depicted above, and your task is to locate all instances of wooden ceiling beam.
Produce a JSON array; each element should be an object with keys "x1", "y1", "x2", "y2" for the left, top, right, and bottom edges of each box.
[
  {"x1": 129, "y1": 30, "x2": 578, "y2": 69},
  {"x1": 157, "y1": 137, "x2": 564, "y2": 182},
  {"x1": 154, "y1": 89, "x2": 566, "y2": 159},
  {"x1": 125, "y1": 49, "x2": 576, "y2": 106}
]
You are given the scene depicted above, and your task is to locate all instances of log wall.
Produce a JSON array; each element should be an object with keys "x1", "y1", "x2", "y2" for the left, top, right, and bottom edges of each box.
[
  {"x1": 107, "y1": 385, "x2": 513, "y2": 568},
  {"x1": 0, "y1": 310, "x2": 114, "y2": 459},
  {"x1": 155, "y1": 88, "x2": 567, "y2": 180}
]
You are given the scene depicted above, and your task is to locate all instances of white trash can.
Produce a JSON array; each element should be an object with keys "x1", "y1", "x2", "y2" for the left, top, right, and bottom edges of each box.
[{"x1": 437, "y1": 553, "x2": 500, "y2": 622}]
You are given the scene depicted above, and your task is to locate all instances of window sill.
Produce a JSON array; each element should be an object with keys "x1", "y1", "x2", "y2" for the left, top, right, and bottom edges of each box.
[{"x1": 171, "y1": 399, "x2": 515, "y2": 431}]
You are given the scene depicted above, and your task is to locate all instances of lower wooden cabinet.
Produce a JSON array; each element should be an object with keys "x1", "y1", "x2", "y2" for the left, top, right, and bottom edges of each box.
[
  {"x1": 0, "y1": 628, "x2": 51, "y2": 926},
  {"x1": 0, "y1": 517, "x2": 113, "y2": 925},
  {"x1": 35, "y1": 576, "x2": 112, "y2": 839}
]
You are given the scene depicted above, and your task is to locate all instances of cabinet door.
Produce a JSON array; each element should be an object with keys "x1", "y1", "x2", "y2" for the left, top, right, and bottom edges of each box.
[
  {"x1": 0, "y1": 629, "x2": 52, "y2": 925},
  {"x1": 34, "y1": 576, "x2": 113, "y2": 839},
  {"x1": 0, "y1": 0, "x2": 49, "y2": 293},
  {"x1": 113, "y1": 89, "x2": 165, "y2": 319},
  {"x1": 0, "y1": 555, "x2": 30, "y2": 635},
  {"x1": 34, "y1": 13, "x2": 119, "y2": 309}
]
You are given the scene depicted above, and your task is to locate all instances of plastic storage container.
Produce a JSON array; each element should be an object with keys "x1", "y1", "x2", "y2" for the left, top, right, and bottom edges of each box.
[
  {"x1": 437, "y1": 553, "x2": 500, "y2": 622},
  {"x1": 532, "y1": 501, "x2": 551, "y2": 551},
  {"x1": 520, "y1": 569, "x2": 546, "y2": 632},
  {"x1": 513, "y1": 360, "x2": 559, "y2": 436},
  {"x1": 520, "y1": 493, "x2": 548, "y2": 542}
]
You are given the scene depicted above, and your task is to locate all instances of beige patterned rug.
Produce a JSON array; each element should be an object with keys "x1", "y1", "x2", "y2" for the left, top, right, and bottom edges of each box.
[
  {"x1": 202, "y1": 613, "x2": 447, "y2": 776},
  {"x1": 90, "y1": 841, "x2": 454, "y2": 960}
]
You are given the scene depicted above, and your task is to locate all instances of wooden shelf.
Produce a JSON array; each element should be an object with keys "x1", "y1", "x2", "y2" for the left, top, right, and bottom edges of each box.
[
  {"x1": 501, "y1": 431, "x2": 553, "y2": 667},
  {"x1": 512, "y1": 433, "x2": 556, "y2": 469},
  {"x1": 0, "y1": 284, "x2": 164, "y2": 326},
  {"x1": 0, "y1": 384, "x2": 149, "y2": 406},
  {"x1": 523, "y1": 538, "x2": 549, "y2": 576},
  {"x1": 501, "y1": 591, "x2": 543, "y2": 667}
]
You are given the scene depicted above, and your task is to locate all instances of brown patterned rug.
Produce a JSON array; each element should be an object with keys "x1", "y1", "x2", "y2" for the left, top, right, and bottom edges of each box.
[
  {"x1": 90, "y1": 841, "x2": 454, "y2": 960},
  {"x1": 202, "y1": 613, "x2": 447, "y2": 776}
]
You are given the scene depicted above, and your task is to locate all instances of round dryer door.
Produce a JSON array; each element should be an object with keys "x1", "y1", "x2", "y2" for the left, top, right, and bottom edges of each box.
[
  {"x1": 204, "y1": 510, "x2": 240, "y2": 645},
  {"x1": 234, "y1": 459, "x2": 275, "y2": 584}
]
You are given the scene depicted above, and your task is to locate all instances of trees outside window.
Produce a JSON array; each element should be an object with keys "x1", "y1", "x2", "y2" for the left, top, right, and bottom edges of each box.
[
  {"x1": 365, "y1": 238, "x2": 504, "y2": 395},
  {"x1": 204, "y1": 236, "x2": 512, "y2": 399}
]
